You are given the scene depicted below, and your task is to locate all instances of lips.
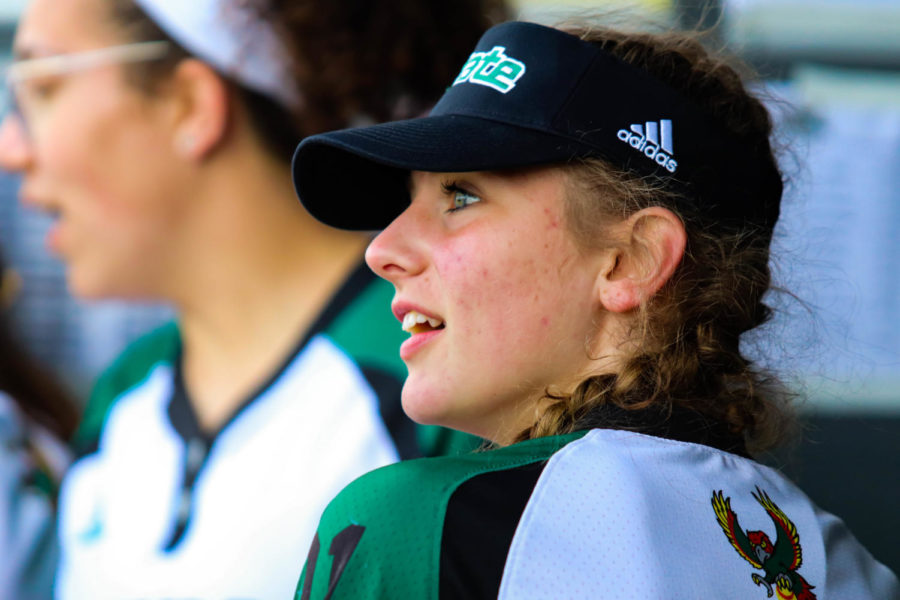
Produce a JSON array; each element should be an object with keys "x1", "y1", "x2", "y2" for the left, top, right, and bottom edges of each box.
[
  {"x1": 18, "y1": 185, "x2": 67, "y2": 252},
  {"x1": 21, "y1": 194, "x2": 64, "y2": 253}
]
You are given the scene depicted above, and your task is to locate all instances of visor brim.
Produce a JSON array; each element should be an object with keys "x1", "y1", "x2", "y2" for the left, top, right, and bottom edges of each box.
[{"x1": 292, "y1": 114, "x2": 599, "y2": 230}]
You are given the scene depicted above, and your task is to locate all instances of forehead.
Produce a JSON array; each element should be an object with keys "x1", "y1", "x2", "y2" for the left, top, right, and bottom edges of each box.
[{"x1": 14, "y1": 0, "x2": 122, "y2": 58}]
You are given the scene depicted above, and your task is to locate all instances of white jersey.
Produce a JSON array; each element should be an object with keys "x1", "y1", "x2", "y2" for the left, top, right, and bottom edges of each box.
[
  {"x1": 57, "y1": 336, "x2": 399, "y2": 599},
  {"x1": 499, "y1": 428, "x2": 899, "y2": 599},
  {"x1": 55, "y1": 266, "x2": 478, "y2": 600}
]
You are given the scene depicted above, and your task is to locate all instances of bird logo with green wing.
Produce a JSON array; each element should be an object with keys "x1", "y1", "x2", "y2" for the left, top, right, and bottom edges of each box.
[{"x1": 711, "y1": 487, "x2": 816, "y2": 600}]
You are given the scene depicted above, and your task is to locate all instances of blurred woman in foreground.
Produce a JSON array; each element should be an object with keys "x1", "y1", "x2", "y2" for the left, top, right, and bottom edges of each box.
[{"x1": 0, "y1": 0, "x2": 503, "y2": 597}]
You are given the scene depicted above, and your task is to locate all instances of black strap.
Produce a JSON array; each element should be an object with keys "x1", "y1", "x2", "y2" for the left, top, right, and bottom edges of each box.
[
  {"x1": 577, "y1": 403, "x2": 750, "y2": 458},
  {"x1": 440, "y1": 462, "x2": 546, "y2": 599}
]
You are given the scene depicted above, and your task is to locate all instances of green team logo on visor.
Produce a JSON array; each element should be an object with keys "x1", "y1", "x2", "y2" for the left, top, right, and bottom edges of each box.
[{"x1": 453, "y1": 46, "x2": 526, "y2": 94}]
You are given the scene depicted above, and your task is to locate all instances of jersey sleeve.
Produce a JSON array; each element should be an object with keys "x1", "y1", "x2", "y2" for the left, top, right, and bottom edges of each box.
[
  {"x1": 293, "y1": 434, "x2": 583, "y2": 600},
  {"x1": 294, "y1": 458, "x2": 447, "y2": 600},
  {"x1": 70, "y1": 321, "x2": 180, "y2": 456}
]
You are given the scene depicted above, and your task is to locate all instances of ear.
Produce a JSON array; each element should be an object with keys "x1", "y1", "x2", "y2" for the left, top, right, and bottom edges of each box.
[
  {"x1": 167, "y1": 59, "x2": 231, "y2": 160},
  {"x1": 596, "y1": 206, "x2": 686, "y2": 313}
]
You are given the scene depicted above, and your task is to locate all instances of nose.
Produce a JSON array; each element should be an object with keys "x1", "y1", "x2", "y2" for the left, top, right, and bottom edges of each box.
[
  {"x1": 365, "y1": 201, "x2": 428, "y2": 284},
  {"x1": 0, "y1": 114, "x2": 32, "y2": 172}
]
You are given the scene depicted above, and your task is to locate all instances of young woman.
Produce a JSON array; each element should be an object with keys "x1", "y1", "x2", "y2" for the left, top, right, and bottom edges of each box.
[
  {"x1": 0, "y1": 0, "x2": 502, "y2": 597},
  {"x1": 290, "y1": 21, "x2": 900, "y2": 599},
  {"x1": 0, "y1": 248, "x2": 76, "y2": 600}
]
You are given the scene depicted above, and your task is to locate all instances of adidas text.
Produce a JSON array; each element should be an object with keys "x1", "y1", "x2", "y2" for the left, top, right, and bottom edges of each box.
[
  {"x1": 616, "y1": 120, "x2": 677, "y2": 173},
  {"x1": 453, "y1": 46, "x2": 526, "y2": 94}
]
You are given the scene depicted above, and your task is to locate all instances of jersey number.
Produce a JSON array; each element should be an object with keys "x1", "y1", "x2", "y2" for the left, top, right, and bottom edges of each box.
[{"x1": 299, "y1": 524, "x2": 365, "y2": 600}]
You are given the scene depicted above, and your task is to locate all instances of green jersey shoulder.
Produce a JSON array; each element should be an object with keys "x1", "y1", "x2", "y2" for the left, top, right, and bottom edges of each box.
[
  {"x1": 295, "y1": 431, "x2": 585, "y2": 600},
  {"x1": 71, "y1": 321, "x2": 179, "y2": 455}
]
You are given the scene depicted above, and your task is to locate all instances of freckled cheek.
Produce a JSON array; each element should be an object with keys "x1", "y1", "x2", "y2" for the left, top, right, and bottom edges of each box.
[
  {"x1": 436, "y1": 257, "x2": 505, "y2": 346},
  {"x1": 436, "y1": 239, "x2": 565, "y2": 345},
  {"x1": 479, "y1": 271, "x2": 551, "y2": 350},
  {"x1": 542, "y1": 207, "x2": 559, "y2": 229}
]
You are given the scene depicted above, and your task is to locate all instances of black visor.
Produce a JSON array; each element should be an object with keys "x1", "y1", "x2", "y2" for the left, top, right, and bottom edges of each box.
[{"x1": 292, "y1": 21, "x2": 782, "y2": 232}]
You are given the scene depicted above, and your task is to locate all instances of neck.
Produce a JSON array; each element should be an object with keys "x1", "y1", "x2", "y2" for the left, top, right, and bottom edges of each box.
[{"x1": 166, "y1": 148, "x2": 370, "y2": 433}]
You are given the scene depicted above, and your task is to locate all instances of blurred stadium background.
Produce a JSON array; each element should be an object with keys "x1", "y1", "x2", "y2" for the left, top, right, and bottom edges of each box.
[{"x1": 2, "y1": 0, "x2": 898, "y2": 572}]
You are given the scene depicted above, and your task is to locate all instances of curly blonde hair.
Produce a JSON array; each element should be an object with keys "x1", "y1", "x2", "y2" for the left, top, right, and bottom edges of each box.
[{"x1": 517, "y1": 27, "x2": 794, "y2": 455}]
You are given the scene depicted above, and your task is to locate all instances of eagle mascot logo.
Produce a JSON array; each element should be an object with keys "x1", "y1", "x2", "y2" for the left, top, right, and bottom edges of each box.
[{"x1": 711, "y1": 487, "x2": 816, "y2": 600}]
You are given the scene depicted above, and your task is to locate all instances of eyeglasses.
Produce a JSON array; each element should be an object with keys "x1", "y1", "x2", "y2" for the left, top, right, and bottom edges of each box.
[{"x1": 1, "y1": 41, "x2": 170, "y2": 137}]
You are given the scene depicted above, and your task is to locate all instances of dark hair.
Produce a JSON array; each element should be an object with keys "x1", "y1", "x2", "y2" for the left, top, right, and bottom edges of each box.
[
  {"x1": 106, "y1": 0, "x2": 508, "y2": 158},
  {"x1": 519, "y1": 26, "x2": 793, "y2": 454},
  {"x1": 0, "y1": 252, "x2": 79, "y2": 440}
]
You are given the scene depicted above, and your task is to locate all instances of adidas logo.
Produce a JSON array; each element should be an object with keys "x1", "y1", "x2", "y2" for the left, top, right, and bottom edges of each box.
[
  {"x1": 452, "y1": 46, "x2": 526, "y2": 94},
  {"x1": 616, "y1": 119, "x2": 677, "y2": 173}
]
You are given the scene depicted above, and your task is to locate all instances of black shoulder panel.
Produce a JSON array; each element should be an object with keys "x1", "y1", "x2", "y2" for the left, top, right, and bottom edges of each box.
[{"x1": 440, "y1": 461, "x2": 546, "y2": 599}]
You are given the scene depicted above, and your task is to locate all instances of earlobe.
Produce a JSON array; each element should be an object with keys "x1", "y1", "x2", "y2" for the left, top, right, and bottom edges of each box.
[
  {"x1": 598, "y1": 273, "x2": 642, "y2": 313},
  {"x1": 175, "y1": 132, "x2": 197, "y2": 157},
  {"x1": 596, "y1": 207, "x2": 686, "y2": 313}
]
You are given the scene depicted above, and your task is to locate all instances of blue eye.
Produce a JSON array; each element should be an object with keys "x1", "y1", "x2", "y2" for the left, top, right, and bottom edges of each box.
[
  {"x1": 442, "y1": 182, "x2": 481, "y2": 213},
  {"x1": 451, "y1": 190, "x2": 480, "y2": 210}
]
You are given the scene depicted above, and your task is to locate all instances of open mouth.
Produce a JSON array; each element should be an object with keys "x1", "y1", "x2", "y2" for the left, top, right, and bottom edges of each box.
[{"x1": 401, "y1": 310, "x2": 445, "y2": 334}]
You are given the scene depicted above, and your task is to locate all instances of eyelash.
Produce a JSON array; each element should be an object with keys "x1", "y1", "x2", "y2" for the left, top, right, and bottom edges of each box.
[{"x1": 441, "y1": 180, "x2": 481, "y2": 213}]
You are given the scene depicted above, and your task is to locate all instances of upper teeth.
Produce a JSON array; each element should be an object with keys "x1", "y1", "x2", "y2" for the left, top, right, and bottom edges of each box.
[{"x1": 402, "y1": 310, "x2": 443, "y2": 333}]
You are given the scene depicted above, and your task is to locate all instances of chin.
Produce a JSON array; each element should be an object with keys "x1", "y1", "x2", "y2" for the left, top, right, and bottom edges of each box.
[
  {"x1": 67, "y1": 273, "x2": 107, "y2": 300},
  {"x1": 400, "y1": 383, "x2": 454, "y2": 427},
  {"x1": 400, "y1": 383, "x2": 492, "y2": 442},
  {"x1": 66, "y1": 269, "x2": 144, "y2": 302}
]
